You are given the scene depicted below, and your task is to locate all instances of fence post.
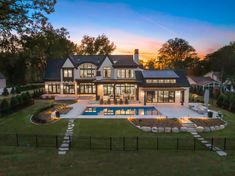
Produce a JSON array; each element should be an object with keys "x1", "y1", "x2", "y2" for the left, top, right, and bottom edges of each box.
[
  {"x1": 35, "y1": 135, "x2": 38, "y2": 147},
  {"x1": 136, "y1": 136, "x2": 139, "y2": 151},
  {"x1": 16, "y1": 134, "x2": 19, "y2": 146},
  {"x1": 211, "y1": 137, "x2": 214, "y2": 151},
  {"x1": 56, "y1": 135, "x2": 58, "y2": 148},
  {"x1": 89, "y1": 136, "x2": 92, "y2": 150},
  {"x1": 156, "y1": 137, "x2": 159, "y2": 151},
  {"x1": 176, "y1": 138, "x2": 179, "y2": 151},
  {"x1": 193, "y1": 138, "x2": 196, "y2": 151},
  {"x1": 110, "y1": 137, "x2": 112, "y2": 151},
  {"x1": 123, "y1": 137, "x2": 125, "y2": 151},
  {"x1": 223, "y1": 137, "x2": 226, "y2": 151}
]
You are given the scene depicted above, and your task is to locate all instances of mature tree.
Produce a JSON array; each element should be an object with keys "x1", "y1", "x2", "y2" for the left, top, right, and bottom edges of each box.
[
  {"x1": 77, "y1": 35, "x2": 116, "y2": 55},
  {"x1": 158, "y1": 38, "x2": 197, "y2": 69},
  {"x1": 203, "y1": 42, "x2": 235, "y2": 81},
  {"x1": 145, "y1": 58, "x2": 157, "y2": 70},
  {"x1": 21, "y1": 24, "x2": 78, "y2": 82},
  {"x1": 0, "y1": 0, "x2": 56, "y2": 52}
]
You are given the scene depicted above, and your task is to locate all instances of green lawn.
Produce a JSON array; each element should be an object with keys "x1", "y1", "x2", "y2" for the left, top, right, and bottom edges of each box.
[
  {"x1": 0, "y1": 147, "x2": 235, "y2": 176},
  {"x1": 0, "y1": 100, "x2": 67, "y2": 135},
  {"x1": 0, "y1": 100, "x2": 235, "y2": 175},
  {"x1": 74, "y1": 119, "x2": 191, "y2": 137}
]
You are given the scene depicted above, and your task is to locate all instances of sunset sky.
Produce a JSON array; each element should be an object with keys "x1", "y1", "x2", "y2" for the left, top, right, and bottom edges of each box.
[{"x1": 49, "y1": 0, "x2": 235, "y2": 61}]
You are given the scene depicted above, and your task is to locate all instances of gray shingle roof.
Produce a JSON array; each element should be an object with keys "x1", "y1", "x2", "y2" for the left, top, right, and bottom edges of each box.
[
  {"x1": 142, "y1": 70, "x2": 179, "y2": 78},
  {"x1": 67, "y1": 55, "x2": 138, "y2": 68},
  {"x1": 0, "y1": 72, "x2": 5, "y2": 79},
  {"x1": 44, "y1": 58, "x2": 65, "y2": 81},
  {"x1": 138, "y1": 70, "x2": 190, "y2": 87}
]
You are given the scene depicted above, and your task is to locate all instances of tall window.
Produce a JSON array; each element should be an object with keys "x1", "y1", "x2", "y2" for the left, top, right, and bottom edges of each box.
[
  {"x1": 80, "y1": 64, "x2": 96, "y2": 78},
  {"x1": 103, "y1": 67, "x2": 112, "y2": 78},
  {"x1": 156, "y1": 90, "x2": 175, "y2": 103},
  {"x1": 63, "y1": 84, "x2": 75, "y2": 94},
  {"x1": 103, "y1": 84, "x2": 114, "y2": 95},
  {"x1": 115, "y1": 84, "x2": 136, "y2": 99},
  {"x1": 47, "y1": 84, "x2": 60, "y2": 94},
  {"x1": 63, "y1": 69, "x2": 73, "y2": 78},
  {"x1": 117, "y1": 69, "x2": 134, "y2": 79},
  {"x1": 79, "y1": 83, "x2": 96, "y2": 94}
]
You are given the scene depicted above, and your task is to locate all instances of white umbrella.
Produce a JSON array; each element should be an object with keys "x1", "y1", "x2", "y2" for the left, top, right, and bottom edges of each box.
[{"x1": 204, "y1": 89, "x2": 210, "y2": 111}]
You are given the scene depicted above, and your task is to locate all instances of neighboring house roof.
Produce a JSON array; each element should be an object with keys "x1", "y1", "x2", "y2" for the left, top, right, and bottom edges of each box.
[
  {"x1": 0, "y1": 72, "x2": 5, "y2": 79},
  {"x1": 142, "y1": 70, "x2": 179, "y2": 79},
  {"x1": 109, "y1": 55, "x2": 139, "y2": 68},
  {"x1": 187, "y1": 76, "x2": 216, "y2": 86},
  {"x1": 44, "y1": 58, "x2": 66, "y2": 81}
]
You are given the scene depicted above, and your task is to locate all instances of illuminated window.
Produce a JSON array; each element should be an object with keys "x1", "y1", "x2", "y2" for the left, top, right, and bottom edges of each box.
[
  {"x1": 103, "y1": 67, "x2": 112, "y2": 78},
  {"x1": 146, "y1": 79, "x2": 176, "y2": 83},
  {"x1": 80, "y1": 64, "x2": 96, "y2": 78},
  {"x1": 117, "y1": 69, "x2": 134, "y2": 79},
  {"x1": 63, "y1": 69, "x2": 73, "y2": 78}
]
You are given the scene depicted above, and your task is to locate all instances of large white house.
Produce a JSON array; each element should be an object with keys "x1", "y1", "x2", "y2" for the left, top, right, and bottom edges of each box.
[{"x1": 44, "y1": 49, "x2": 190, "y2": 105}]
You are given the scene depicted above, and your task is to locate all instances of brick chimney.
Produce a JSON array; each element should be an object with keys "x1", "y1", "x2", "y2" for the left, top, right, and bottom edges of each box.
[{"x1": 133, "y1": 49, "x2": 139, "y2": 64}]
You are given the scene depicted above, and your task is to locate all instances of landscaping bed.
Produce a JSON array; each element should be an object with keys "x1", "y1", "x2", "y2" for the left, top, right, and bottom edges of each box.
[
  {"x1": 189, "y1": 118, "x2": 226, "y2": 133},
  {"x1": 129, "y1": 118, "x2": 183, "y2": 133},
  {"x1": 32, "y1": 104, "x2": 72, "y2": 124},
  {"x1": 189, "y1": 118, "x2": 225, "y2": 127}
]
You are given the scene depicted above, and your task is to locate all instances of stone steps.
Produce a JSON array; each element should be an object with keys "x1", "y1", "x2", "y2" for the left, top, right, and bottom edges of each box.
[{"x1": 58, "y1": 119, "x2": 75, "y2": 155}]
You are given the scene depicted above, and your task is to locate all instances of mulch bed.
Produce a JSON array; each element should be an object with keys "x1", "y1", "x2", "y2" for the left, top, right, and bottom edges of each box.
[
  {"x1": 189, "y1": 118, "x2": 225, "y2": 127},
  {"x1": 130, "y1": 118, "x2": 182, "y2": 128}
]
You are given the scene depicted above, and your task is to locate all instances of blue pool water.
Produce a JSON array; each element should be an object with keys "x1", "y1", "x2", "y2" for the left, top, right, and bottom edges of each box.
[{"x1": 82, "y1": 106, "x2": 160, "y2": 116}]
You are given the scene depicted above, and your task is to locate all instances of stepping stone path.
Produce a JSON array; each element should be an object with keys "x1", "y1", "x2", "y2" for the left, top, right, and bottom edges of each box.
[
  {"x1": 181, "y1": 120, "x2": 227, "y2": 157},
  {"x1": 58, "y1": 119, "x2": 75, "y2": 155}
]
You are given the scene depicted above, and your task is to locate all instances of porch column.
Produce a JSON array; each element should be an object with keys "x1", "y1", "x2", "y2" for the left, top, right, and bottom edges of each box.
[
  {"x1": 113, "y1": 83, "x2": 116, "y2": 100},
  {"x1": 136, "y1": 85, "x2": 139, "y2": 101}
]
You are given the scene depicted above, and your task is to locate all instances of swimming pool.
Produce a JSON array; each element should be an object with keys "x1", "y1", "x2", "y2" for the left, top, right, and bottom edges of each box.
[{"x1": 82, "y1": 106, "x2": 161, "y2": 116}]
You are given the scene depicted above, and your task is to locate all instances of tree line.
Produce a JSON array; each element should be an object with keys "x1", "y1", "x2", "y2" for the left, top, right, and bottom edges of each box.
[{"x1": 0, "y1": 0, "x2": 234, "y2": 86}]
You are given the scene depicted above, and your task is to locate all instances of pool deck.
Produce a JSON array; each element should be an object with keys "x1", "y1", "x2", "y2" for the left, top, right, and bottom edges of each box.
[{"x1": 61, "y1": 101, "x2": 206, "y2": 119}]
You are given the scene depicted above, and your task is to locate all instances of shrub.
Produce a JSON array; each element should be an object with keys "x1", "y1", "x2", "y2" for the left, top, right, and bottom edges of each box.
[
  {"x1": 16, "y1": 95, "x2": 23, "y2": 106},
  {"x1": 107, "y1": 99, "x2": 111, "y2": 104},
  {"x1": 0, "y1": 99, "x2": 10, "y2": 115},
  {"x1": 15, "y1": 86, "x2": 21, "y2": 94},
  {"x1": 10, "y1": 87, "x2": 15, "y2": 94},
  {"x1": 10, "y1": 96, "x2": 19, "y2": 110},
  {"x1": 21, "y1": 93, "x2": 28, "y2": 104},
  {"x1": 114, "y1": 99, "x2": 118, "y2": 104},
  {"x1": 217, "y1": 95, "x2": 224, "y2": 107},
  {"x1": 119, "y1": 99, "x2": 123, "y2": 104},
  {"x1": 2, "y1": 88, "x2": 9, "y2": 96}
]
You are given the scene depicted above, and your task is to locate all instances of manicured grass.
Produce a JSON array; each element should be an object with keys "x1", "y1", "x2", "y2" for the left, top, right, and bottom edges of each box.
[
  {"x1": 0, "y1": 147, "x2": 235, "y2": 176},
  {"x1": 0, "y1": 100, "x2": 67, "y2": 135},
  {"x1": 74, "y1": 119, "x2": 190, "y2": 137}
]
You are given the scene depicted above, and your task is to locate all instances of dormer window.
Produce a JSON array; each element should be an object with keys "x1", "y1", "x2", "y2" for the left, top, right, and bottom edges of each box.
[
  {"x1": 146, "y1": 79, "x2": 176, "y2": 84},
  {"x1": 80, "y1": 63, "x2": 96, "y2": 78},
  {"x1": 103, "y1": 67, "x2": 112, "y2": 78}
]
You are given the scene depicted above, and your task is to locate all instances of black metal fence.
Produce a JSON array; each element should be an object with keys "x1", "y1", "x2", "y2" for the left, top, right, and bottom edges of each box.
[{"x1": 0, "y1": 134, "x2": 235, "y2": 151}]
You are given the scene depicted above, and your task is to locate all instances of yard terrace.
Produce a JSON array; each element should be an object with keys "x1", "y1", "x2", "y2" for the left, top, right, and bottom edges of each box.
[
  {"x1": 189, "y1": 118, "x2": 225, "y2": 127},
  {"x1": 129, "y1": 118, "x2": 182, "y2": 128}
]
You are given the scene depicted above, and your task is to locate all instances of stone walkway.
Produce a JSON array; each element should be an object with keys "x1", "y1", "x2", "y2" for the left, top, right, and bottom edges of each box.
[
  {"x1": 182, "y1": 121, "x2": 227, "y2": 157},
  {"x1": 58, "y1": 119, "x2": 75, "y2": 155}
]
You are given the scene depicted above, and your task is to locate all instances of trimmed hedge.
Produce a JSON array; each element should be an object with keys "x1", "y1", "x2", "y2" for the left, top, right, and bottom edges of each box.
[
  {"x1": 0, "y1": 92, "x2": 34, "y2": 117},
  {"x1": 217, "y1": 93, "x2": 235, "y2": 112}
]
